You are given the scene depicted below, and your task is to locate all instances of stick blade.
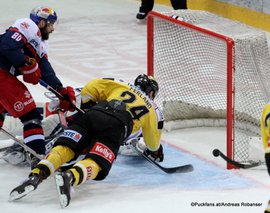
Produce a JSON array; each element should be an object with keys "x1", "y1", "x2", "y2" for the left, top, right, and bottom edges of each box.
[
  {"x1": 212, "y1": 148, "x2": 263, "y2": 169},
  {"x1": 164, "y1": 164, "x2": 194, "y2": 174}
]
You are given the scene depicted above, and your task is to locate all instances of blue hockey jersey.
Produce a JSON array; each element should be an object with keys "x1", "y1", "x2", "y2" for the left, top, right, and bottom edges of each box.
[{"x1": 0, "y1": 18, "x2": 62, "y2": 89}]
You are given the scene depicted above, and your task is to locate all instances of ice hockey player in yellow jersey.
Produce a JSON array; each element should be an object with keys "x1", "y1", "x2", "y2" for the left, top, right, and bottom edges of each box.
[
  {"x1": 80, "y1": 76, "x2": 163, "y2": 151},
  {"x1": 254, "y1": 100, "x2": 270, "y2": 213},
  {"x1": 261, "y1": 103, "x2": 270, "y2": 175},
  {"x1": 9, "y1": 74, "x2": 164, "y2": 208}
]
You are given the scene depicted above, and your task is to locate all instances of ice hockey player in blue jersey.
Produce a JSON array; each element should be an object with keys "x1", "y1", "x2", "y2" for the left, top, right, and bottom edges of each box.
[{"x1": 0, "y1": 7, "x2": 76, "y2": 166}]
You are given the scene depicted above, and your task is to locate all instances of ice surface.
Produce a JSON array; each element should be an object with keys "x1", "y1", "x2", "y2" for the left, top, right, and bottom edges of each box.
[{"x1": 0, "y1": 0, "x2": 270, "y2": 212}]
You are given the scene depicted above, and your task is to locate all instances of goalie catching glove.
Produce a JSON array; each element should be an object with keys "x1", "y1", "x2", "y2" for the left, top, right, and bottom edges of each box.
[
  {"x1": 58, "y1": 86, "x2": 76, "y2": 112},
  {"x1": 20, "y1": 56, "x2": 41, "y2": 85},
  {"x1": 144, "y1": 144, "x2": 164, "y2": 162}
]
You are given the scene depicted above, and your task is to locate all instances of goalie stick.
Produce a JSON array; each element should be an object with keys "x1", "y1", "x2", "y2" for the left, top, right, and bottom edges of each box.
[
  {"x1": 0, "y1": 109, "x2": 65, "y2": 157},
  {"x1": 128, "y1": 139, "x2": 194, "y2": 174},
  {"x1": 212, "y1": 149, "x2": 263, "y2": 169},
  {"x1": 0, "y1": 127, "x2": 43, "y2": 160},
  {"x1": 0, "y1": 128, "x2": 61, "y2": 156}
]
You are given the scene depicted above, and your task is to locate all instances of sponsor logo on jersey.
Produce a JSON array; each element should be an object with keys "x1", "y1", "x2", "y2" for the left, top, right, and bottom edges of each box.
[
  {"x1": 14, "y1": 101, "x2": 24, "y2": 112},
  {"x1": 13, "y1": 97, "x2": 34, "y2": 112},
  {"x1": 61, "y1": 130, "x2": 82, "y2": 142},
  {"x1": 86, "y1": 166, "x2": 92, "y2": 180},
  {"x1": 37, "y1": 30, "x2": 41, "y2": 37},
  {"x1": 20, "y1": 22, "x2": 30, "y2": 29},
  {"x1": 23, "y1": 98, "x2": 34, "y2": 106},
  {"x1": 29, "y1": 38, "x2": 39, "y2": 48},
  {"x1": 90, "y1": 142, "x2": 115, "y2": 163},
  {"x1": 24, "y1": 91, "x2": 31, "y2": 99}
]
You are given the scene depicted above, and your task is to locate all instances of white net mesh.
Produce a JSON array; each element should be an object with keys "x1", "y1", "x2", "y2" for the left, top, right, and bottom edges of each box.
[{"x1": 150, "y1": 10, "x2": 270, "y2": 164}]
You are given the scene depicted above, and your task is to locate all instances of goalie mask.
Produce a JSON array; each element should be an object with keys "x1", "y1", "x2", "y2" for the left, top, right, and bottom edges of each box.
[{"x1": 134, "y1": 74, "x2": 159, "y2": 99}]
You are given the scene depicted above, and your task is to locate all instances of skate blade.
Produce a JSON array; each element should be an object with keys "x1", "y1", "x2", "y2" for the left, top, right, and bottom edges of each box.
[
  {"x1": 55, "y1": 173, "x2": 69, "y2": 208},
  {"x1": 9, "y1": 185, "x2": 35, "y2": 201}
]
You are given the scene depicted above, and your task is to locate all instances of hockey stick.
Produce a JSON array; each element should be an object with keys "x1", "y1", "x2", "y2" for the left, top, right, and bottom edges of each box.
[
  {"x1": 0, "y1": 127, "x2": 43, "y2": 160},
  {"x1": 0, "y1": 146, "x2": 10, "y2": 152},
  {"x1": 212, "y1": 149, "x2": 263, "y2": 169},
  {"x1": 39, "y1": 79, "x2": 84, "y2": 114},
  {"x1": 41, "y1": 80, "x2": 194, "y2": 174},
  {"x1": 57, "y1": 110, "x2": 68, "y2": 128},
  {"x1": 0, "y1": 132, "x2": 61, "y2": 155},
  {"x1": 128, "y1": 139, "x2": 194, "y2": 174}
]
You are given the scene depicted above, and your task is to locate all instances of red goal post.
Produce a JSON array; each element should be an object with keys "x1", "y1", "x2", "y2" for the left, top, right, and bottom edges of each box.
[{"x1": 147, "y1": 10, "x2": 270, "y2": 169}]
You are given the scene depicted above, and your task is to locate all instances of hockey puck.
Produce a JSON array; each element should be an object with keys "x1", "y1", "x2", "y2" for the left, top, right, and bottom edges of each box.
[{"x1": 212, "y1": 149, "x2": 220, "y2": 157}]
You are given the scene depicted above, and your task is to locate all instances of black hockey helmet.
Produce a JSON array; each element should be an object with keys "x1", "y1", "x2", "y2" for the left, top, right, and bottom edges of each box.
[{"x1": 134, "y1": 74, "x2": 159, "y2": 99}]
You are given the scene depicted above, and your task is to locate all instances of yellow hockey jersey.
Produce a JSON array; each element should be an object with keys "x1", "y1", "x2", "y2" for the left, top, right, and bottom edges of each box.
[
  {"x1": 261, "y1": 103, "x2": 270, "y2": 153},
  {"x1": 80, "y1": 78, "x2": 164, "y2": 151}
]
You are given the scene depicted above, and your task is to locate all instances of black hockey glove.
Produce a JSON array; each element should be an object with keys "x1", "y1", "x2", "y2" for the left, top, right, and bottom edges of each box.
[{"x1": 144, "y1": 144, "x2": 164, "y2": 162}]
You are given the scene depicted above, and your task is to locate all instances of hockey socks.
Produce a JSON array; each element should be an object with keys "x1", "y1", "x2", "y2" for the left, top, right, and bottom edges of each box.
[
  {"x1": 69, "y1": 158, "x2": 101, "y2": 186},
  {"x1": 54, "y1": 158, "x2": 101, "y2": 208}
]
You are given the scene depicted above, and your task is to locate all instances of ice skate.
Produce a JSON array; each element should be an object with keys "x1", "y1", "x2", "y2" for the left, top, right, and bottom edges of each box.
[
  {"x1": 9, "y1": 173, "x2": 44, "y2": 201},
  {"x1": 55, "y1": 171, "x2": 74, "y2": 208}
]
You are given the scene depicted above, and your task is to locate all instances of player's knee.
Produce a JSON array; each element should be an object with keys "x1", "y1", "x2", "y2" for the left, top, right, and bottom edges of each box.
[
  {"x1": 85, "y1": 141, "x2": 117, "y2": 180},
  {"x1": 19, "y1": 108, "x2": 42, "y2": 124}
]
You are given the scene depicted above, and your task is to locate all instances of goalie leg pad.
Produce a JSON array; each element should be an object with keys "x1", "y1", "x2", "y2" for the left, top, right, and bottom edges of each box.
[
  {"x1": 42, "y1": 114, "x2": 63, "y2": 138},
  {"x1": 119, "y1": 138, "x2": 146, "y2": 156}
]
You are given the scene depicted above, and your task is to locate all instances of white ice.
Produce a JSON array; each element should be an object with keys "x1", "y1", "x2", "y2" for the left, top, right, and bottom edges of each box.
[{"x1": 0, "y1": 0, "x2": 270, "y2": 212}]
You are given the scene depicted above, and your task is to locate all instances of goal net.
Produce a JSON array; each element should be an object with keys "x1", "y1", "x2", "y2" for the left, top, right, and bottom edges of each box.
[{"x1": 147, "y1": 10, "x2": 270, "y2": 169}]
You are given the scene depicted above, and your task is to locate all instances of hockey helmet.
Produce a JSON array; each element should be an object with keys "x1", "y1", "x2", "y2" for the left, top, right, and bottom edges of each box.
[
  {"x1": 30, "y1": 7, "x2": 58, "y2": 25},
  {"x1": 134, "y1": 74, "x2": 159, "y2": 98}
]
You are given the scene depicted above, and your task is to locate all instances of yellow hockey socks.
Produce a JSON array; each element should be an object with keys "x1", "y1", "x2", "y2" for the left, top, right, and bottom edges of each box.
[{"x1": 69, "y1": 158, "x2": 101, "y2": 186}]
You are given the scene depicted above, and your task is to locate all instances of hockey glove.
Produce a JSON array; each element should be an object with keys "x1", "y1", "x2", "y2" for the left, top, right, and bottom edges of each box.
[
  {"x1": 144, "y1": 144, "x2": 164, "y2": 162},
  {"x1": 58, "y1": 86, "x2": 76, "y2": 112},
  {"x1": 20, "y1": 57, "x2": 41, "y2": 85}
]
